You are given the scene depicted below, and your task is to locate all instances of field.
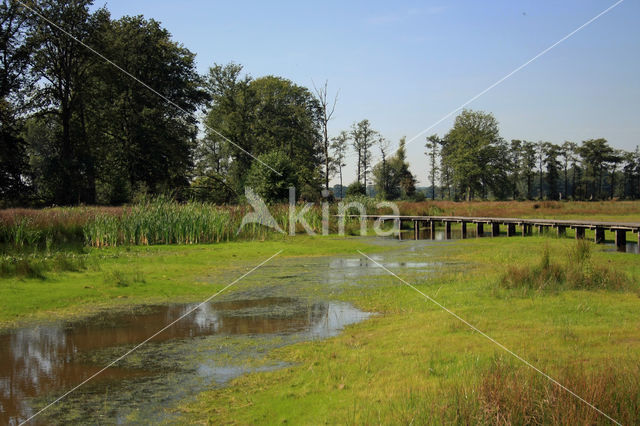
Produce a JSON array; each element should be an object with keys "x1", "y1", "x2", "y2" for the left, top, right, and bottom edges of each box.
[
  {"x1": 180, "y1": 237, "x2": 640, "y2": 424},
  {"x1": 1, "y1": 200, "x2": 639, "y2": 424}
]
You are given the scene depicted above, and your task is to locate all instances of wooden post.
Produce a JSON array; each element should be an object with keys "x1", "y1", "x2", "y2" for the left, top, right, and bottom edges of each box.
[
  {"x1": 476, "y1": 223, "x2": 484, "y2": 237},
  {"x1": 556, "y1": 225, "x2": 566, "y2": 237},
  {"x1": 491, "y1": 223, "x2": 500, "y2": 237},
  {"x1": 537, "y1": 225, "x2": 545, "y2": 234},
  {"x1": 445, "y1": 221, "x2": 452, "y2": 239},
  {"x1": 461, "y1": 222, "x2": 467, "y2": 239},
  {"x1": 575, "y1": 227, "x2": 585, "y2": 240},
  {"x1": 414, "y1": 221, "x2": 420, "y2": 240},
  {"x1": 521, "y1": 224, "x2": 529, "y2": 237},
  {"x1": 615, "y1": 229, "x2": 626, "y2": 250},
  {"x1": 397, "y1": 219, "x2": 402, "y2": 240},
  {"x1": 430, "y1": 220, "x2": 436, "y2": 240},
  {"x1": 594, "y1": 228, "x2": 605, "y2": 244},
  {"x1": 507, "y1": 223, "x2": 516, "y2": 237}
]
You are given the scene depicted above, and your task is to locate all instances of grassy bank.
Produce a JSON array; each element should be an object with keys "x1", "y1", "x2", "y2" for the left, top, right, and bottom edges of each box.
[
  {"x1": 0, "y1": 235, "x2": 387, "y2": 330},
  {"x1": 180, "y1": 237, "x2": 640, "y2": 424}
]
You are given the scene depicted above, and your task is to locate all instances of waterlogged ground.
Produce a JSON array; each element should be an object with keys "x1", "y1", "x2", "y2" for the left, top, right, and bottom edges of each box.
[{"x1": 0, "y1": 240, "x2": 447, "y2": 425}]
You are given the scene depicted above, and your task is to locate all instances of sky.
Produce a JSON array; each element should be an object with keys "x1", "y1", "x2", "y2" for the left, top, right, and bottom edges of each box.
[{"x1": 91, "y1": 0, "x2": 640, "y2": 187}]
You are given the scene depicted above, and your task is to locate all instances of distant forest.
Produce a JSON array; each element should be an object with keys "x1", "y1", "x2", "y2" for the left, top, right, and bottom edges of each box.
[{"x1": 2, "y1": 1, "x2": 639, "y2": 207}]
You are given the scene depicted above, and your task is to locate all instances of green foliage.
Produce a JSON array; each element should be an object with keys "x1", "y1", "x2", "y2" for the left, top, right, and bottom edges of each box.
[
  {"x1": 198, "y1": 65, "x2": 322, "y2": 198},
  {"x1": 440, "y1": 109, "x2": 506, "y2": 200},
  {"x1": 245, "y1": 151, "x2": 296, "y2": 203},
  {"x1": 345, "y1": 181, "x2": 366, "y2": 196}
]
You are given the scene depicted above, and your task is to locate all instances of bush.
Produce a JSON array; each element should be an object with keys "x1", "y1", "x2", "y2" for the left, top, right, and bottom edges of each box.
[{"x1": 345, "y1": 181, "x2": 366, "y2": 196}]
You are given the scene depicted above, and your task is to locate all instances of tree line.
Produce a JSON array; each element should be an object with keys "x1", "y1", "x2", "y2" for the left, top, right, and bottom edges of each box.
[
  {"x1": 2, "y1": 1, "x2": 638, "y2": 207},
  {"x1": 424, "y1": 109, "x2": 640, "y2": 201}
]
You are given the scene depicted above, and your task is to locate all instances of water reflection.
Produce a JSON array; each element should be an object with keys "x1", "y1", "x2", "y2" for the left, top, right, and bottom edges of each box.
[{"x1": 0, "y1": 298, "x2": 369, "y2": 425}]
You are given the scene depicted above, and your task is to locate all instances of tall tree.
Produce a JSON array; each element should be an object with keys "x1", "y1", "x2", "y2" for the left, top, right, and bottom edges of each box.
[
  {"x1": 508, "y1": 140, "x2": 522, "y2": 200},
  {"x1": 559, "y1": 141, "x2": 577, "y2": 199},
  {"x1": 203, "y1": 67, "x2": 322, "y2": 199},
  {"x1": 440, "y1": 109, "x2": 502, "y2": 200},
  {"x1": 90, "y1": 14, "x2": 207, "y2": 202},
  {"x1": 520, "y1": 141, "x2": 536, "y2": 200},
  {"x1": 543, "y1": 142, "x2": 561, "y2": 200},
  {"x1": 312, "y1": 80, "x2": 337, "y2": 190},
  {"x1": 578, "y1": 138, "x2": 613, "y2": 199},
  {"x1": 608, "y1": 149, "x2": 623, "y2": 199},
  {"x1": 373, "y1": 136, "x2": 391, "y2": 197},
  {"x1": 425, "y1": 134, "x2": 439, "y2": 200},
  {"x1": 28, "y1": 0, "x2": 101, "y2": 204},
  {"x1": 350, "y1": 119, "x2": 376, "y2": 191},
  {"x1": 330, "y1": 130, "x2": 349, "y2": 198},
  {"x1": 536, "y1": 141, "x2": 545, "y2": 199},
  {"x1": 0, "y1": 0, "x2": 32, "y2": 204}
]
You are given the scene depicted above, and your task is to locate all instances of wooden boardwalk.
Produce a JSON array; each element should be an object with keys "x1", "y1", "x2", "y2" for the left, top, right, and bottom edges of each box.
[{"x1": 347, "y1": 215, "x2": 640, "y2": 251}]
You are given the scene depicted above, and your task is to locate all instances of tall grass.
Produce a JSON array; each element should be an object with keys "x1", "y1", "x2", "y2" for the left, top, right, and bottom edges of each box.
[
  {"x1": 472, "y1": 357, "x2": 640, "y2": 425},
  {"x1": 83, "y1": 197, "x2": 326, "y2": 247},
  {"x1": 500, "y1": 240, "x2": 631, "y2": 292}
]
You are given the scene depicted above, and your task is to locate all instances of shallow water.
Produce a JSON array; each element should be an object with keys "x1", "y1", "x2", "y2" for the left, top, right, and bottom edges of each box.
[{"x1": 1, "y1": 246, "x2": 437, "y2": 425}]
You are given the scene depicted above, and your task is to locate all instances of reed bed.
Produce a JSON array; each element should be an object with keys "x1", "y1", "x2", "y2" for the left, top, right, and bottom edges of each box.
[{"x1": 0, "y1": 196, "x2": 369, "y2": 249}]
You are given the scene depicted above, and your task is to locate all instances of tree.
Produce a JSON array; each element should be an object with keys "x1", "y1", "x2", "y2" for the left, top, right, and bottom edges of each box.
[
  {"x1": 559, "y1": 141, "x2": 577, "y2": 199},
  {"x1": 330, "y1": 130, "x2": 349, "y2": 198},
  {"x1": 203, "y1": 63, "x2": 255, "y2": 191},
  {"x1": 350, "y1": 119, "x2": 376, "y2": 189},
  {"x1": 578, "y1": 138, "x2": 614, "y2": 199},
  {"x1": 28, "y1": 0, "x2": 102, "y2": 204},
  {"x1": 425, "y1": 134, "x2": 439, "y2": 200},
  {"x1": 203, "y1": 66, "x2": 323, "y2": 197},
  {"x1": 520, "y1": 141, "x2": 536, "y2": 200},
  {"x1": 0, "y1": 0, "x2": 32, "y2": 204},
  {"x1": 608, "y1": 149, "x2": 623, "y2": 199},
  {"x1": 346, "y1": 181, "x2": 365, "y2": 196},
  {"x1": 508, "y1": 140, "x2": 522, "y2": 199},
  {"x1": 312, "y1": 80, "x2": 337, "y2": 190},
  {"x1": 440, "y1": 109, "x2": 502, "y2": 200},
  {"x1": 245, "y1": 151, "x2": 295, "y2": 203},
  {"x1": 536, "y1": 141, "x2": 545, "y2": 199},
  {"x1": 393, "y1": 137, "x2": 416, "y2": 198},
  {"x1": 90, "y1": 14, "x2": 207, "y2": 203},
  {"x1": 373, "y1": 136, "x2": 391, "y2": 198},
  {"x1": 543, "y1": 142, "x2": 561, "y2": 200}
]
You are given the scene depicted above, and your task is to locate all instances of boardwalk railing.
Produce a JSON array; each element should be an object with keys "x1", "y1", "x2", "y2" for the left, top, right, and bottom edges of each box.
[{"x1": 343, "y1": 215, "x2": 640, "y2": 252}]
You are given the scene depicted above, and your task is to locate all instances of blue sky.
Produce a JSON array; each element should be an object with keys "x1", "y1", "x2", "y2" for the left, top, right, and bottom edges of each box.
[{"x1": 93, "y1": 0, "x2": 639, "y2": 186}]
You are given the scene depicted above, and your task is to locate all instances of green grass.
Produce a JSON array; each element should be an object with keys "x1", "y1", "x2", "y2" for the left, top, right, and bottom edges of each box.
[
  {"x1": 0, "y1": 235, "x2": 387, "y2": 330},
  {"x1": 178, "y1": 237, "x2": 640, "y2": 424},
  {"x1": 2, "y1": 229, "x2": 639, "y2": 423}
]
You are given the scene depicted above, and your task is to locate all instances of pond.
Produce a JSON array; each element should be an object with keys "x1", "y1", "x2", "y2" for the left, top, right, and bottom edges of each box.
[{"x1": 0, "y1": 244, "x2": 437, "y2": 425}]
